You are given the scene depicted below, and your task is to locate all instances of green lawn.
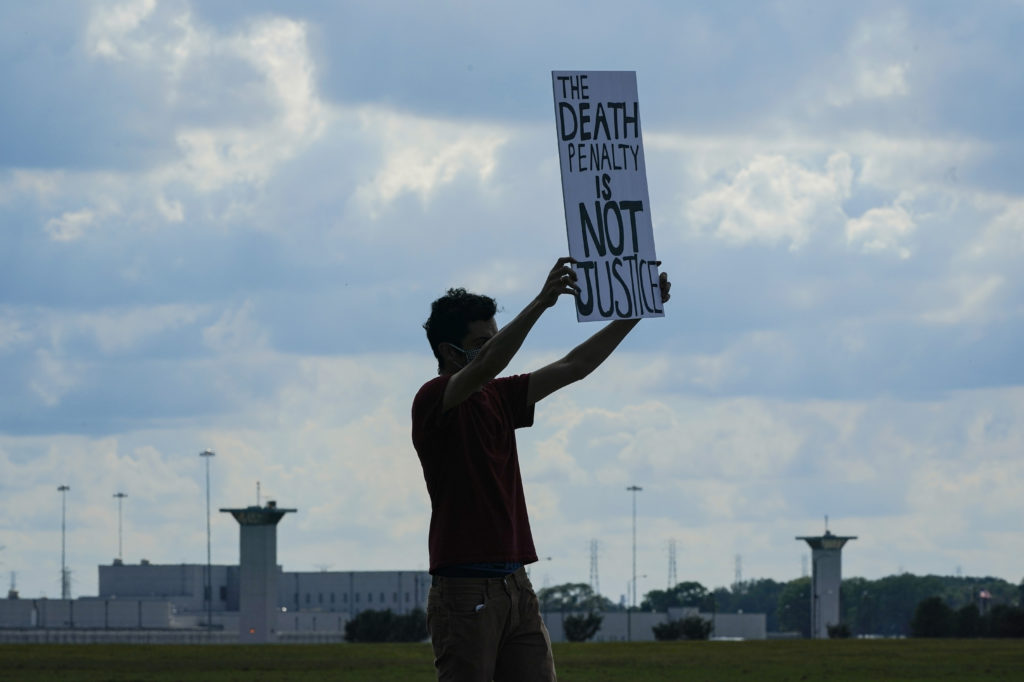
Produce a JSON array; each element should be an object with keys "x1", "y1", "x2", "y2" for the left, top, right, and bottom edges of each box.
[{"x1": 1, "y1": 640, "x2": 1022, "y2": 681}]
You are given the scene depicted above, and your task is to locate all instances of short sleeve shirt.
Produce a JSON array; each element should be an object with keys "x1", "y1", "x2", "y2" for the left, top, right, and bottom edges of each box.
[{"x1": 411, "y1": 373, "x2": 538, "y2": 572}]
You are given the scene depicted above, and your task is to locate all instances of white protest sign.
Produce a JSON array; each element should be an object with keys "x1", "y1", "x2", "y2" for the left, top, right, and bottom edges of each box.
[{"x1": 552, "y1": 71, "x2": 662, "y2": 322}]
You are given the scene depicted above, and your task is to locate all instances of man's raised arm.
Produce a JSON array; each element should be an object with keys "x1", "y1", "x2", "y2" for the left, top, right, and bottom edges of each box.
[
  {"x1": 527, "y1": 271, "x2": 671, "y2": 405},
  {"x1": 442, "y1": 257, "x2": 580, "y2": 412}
]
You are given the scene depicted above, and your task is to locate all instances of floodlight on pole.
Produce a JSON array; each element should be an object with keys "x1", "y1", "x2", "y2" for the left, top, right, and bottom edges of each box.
[
  {"x1": 57, "y1": 485, "x2": 70, "y2": 599},
  {"x1": 626, "y1": 484, "x2": 642, "y2": 641},
  {"x1": 200, "y1": 450, "x2": 216, "y2": 631},
  {"x1": 113, "y1": 492, "x2": 127, "y2": 562}
]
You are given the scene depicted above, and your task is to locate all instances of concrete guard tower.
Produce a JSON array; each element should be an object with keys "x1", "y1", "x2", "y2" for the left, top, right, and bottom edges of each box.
[
  {"x1": 221, "y1": 500, "x2": 295, "y2": 642},
  {"x1": 796, "y1": 526, "x2": 856, "y2": 639}
]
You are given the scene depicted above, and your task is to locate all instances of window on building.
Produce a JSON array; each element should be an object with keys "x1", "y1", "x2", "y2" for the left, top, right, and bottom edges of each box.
[
  {"x1": 405, "y1": 592, "x2": 410, "y2": 603},
  {"x1": 380, "y1": 592, "x2": 385, "y2": 603},
  {"x1": 343, "y1": 593, "x2": 348, "y2": 603},
  {"x1": 330, "y1": 593, "x2": 335, "y2": 603},
  {"x1": 368, "y1": 592, "x2": 373, "y2": 603},
  {"x1": 220, "y1": 586, "x2": 227, "y2": 601},
  {"x1": 318, "y1": 593, "x2": 323, "y2": 604},
  {"x1": 355, "y1": 593, "x2": 360, "y2": 603},
  {"x1": 294, "y1": 593, "x2": 299, "y2": 607},
  {"x1": 305, "y1": 593, "x2": 311, "y2": 604},
  {"x1": 393, "y1": 592, "x2": 397, "y2": 603}
]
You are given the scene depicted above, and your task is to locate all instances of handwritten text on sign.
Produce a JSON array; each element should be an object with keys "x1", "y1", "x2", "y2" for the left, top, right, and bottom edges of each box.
[{"x1": 552, "y1": 71, "x2": 662, "y2": 322}]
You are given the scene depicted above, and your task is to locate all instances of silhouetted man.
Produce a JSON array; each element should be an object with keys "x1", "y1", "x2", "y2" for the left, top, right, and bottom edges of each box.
[{"x1": 412, "y1": 256, "x2": 670, "y2": 681}]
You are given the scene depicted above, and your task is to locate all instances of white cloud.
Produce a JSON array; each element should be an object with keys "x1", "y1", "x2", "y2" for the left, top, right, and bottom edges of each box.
[
  {"x1": 846, "y1": 202, "x2": 916, "y2": 258},
  {"x1": 44, "y1": 207, "x2": 97, "y2": 242},
  {"x1": 827, "y1": 62, "x2": 909, "y2": 108},
  {"x1": 0, "y1": 171, "x2": 62, "y2": 205},
  {"x1": 232, "y1": 18, "x2": 324, "y2": 139},
  {"x1": 66, "y1": 5, "x2": 331, "y2": 230},
  {"x1": 686, "y1": 152, "x2": 852, "y2": 250},
  {"x1": 157, "y1": 16, "x2": 328, "y2": 195},
  {"x1": 28, "y1": 349, "x2": 79, "y2": 407},
  {"x1": 821, "y1": 11, "x2": 911, "y2": 107},
  {"x1": 919, "y1": 275, "x2": 1004, "y2": 326},
  {"x1": 352, "y1": 109, "x2": 508, "y2": 218},
  {"x1": 2, "y1": 304, "x2": 208, "y2": 357},
  {"x1": 41, "y1": 191, "x2": 122, "y2": 242},
  {"x1": 202, "y1": 300, "x2": 267, "y2": 353},
  {"x1": 86, "y1": 0, "x2": 158, "y2": 61},
  {"x1": 985, "y1": 199, "x2": 1024, "y2": 244},
  {"x1": 966, "y1": 197, "x2": 1024, "y2": 261},
  {"x1": 0, "y1": 314, "x2": 30, "y2": 353},
  {"x1": 78, "y1": 304, "x2": 206, "y2": 353},
  {"x1": 155, "y1": 193, "x2": 184, "y2": 222}
]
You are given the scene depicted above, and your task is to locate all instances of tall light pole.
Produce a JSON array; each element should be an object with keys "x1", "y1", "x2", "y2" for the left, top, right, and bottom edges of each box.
[
  {"x1": 58, "y1": 485, "x2": 70, "y2": 599},
  {"x1": 626, "y1": 484, "x2": 642, "y2": 641},
  {"x1": 113, "y1": 492, "x2": 127, "y2": 562},
  {"x1": 200, "y1": 450, "x2": 216, "y2": 630}
]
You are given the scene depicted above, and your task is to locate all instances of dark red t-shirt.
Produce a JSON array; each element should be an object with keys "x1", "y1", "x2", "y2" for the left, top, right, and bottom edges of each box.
[{"x1": 411, "y1": 373, "x2": 538, "y2": 573}]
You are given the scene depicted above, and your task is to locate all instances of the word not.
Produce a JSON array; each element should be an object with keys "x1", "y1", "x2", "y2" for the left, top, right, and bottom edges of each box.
[{"x1": 578, "y1": 199, "x2": 645, "y2": 258}]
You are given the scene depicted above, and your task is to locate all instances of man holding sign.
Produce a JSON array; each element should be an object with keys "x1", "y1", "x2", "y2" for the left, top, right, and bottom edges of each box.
[{"x1": 412, "y1": 259, "x2": 670, "y2": 680}]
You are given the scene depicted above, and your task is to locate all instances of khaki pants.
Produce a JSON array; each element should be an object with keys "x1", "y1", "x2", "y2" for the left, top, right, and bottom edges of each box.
[{"x1": 427, "y1": 567, "x2": 556, "y2": 681}]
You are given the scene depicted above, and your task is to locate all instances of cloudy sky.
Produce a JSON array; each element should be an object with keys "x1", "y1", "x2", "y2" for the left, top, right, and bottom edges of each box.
[{"x1": 2, "y1": 0, "x2": 1022, "y2": 603}]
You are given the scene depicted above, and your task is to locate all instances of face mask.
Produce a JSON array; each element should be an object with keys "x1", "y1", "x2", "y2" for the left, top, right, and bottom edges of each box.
[{"x1": 450, "y1": 344, "x2": 481, "y2": 366}]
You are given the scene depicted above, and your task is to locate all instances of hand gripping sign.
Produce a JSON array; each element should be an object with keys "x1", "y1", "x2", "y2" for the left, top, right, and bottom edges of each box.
[{"x1": 552, "y1": 71, "x2": 663, "y2": 322}]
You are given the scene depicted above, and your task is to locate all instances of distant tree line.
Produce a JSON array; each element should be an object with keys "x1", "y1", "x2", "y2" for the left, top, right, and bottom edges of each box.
[
  {"x1": 911, "y1": 596, "x2": 1024, "y2": 638},
  {"x1": 537, "y1": 582, "x2": 618, "y2": 613},
  {"x1": 540, "y1": 574, "x2": 1023, "y2": 638}
]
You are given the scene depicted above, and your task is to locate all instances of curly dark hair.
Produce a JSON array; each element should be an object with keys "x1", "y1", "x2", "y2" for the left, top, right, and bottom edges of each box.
[{"x1": 423, "y1": 288, "x2": 498, "y2": 372}]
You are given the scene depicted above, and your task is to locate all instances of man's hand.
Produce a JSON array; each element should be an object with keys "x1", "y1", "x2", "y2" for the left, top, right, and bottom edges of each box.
[
  {"x1": 537, "y1": 256, "x2": 580, "y2": 308},
  {"x1": 658, "y1": 270, "x2": 671, "y2": 304},
  {"x1": 526, "y1": 261, "x2": 671, "y2": 405}
]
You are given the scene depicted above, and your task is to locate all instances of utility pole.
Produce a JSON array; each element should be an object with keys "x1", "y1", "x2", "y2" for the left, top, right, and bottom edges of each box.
[
  {"x1": 626, "y1": 485, "x2": 642, "y2": 641},
  {"x1": 589, "y1": 539, "x2": 600, "y2": 596},
  {"x1": 200, "y1": 450, "x2": 216, "y2": 631},
  {"x1": 58, "y1": 485, "x2": 70, "y2": 599},
  {"x1": 667, "y1": 539, "x2": 677, "y2": 590},
  {"x1": 113, "y1": 492, "x2": 127, "y2": 561}
]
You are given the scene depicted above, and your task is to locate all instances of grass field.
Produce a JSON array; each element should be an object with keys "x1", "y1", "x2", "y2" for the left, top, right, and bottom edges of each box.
[{"x1": 2, "y1": 640, "x2": 1022, "y2": 681}]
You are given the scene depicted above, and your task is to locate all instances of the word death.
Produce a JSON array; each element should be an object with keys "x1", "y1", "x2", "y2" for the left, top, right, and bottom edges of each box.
[
  {"x1": 558, "y1": 101, "x2": 640, "y2": 142},
  {"x1": 575, "y1": 256, "x2": 662, "y2": 318},
  {"x1": 566, "y1": 142, "x2": 641, "y2": 173}
]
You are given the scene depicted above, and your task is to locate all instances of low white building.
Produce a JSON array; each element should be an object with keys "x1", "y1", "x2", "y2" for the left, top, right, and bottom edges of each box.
[
  {"x1": 1, "y1": 560, "x2": 429, "y2": 636},
  {"x1": 0, "y1": 598, "x2": 172, "y2": 629},
  {"x1": 98, "y1": 560, "x2": 430, "y2": 621},
  {"x1": 542, "y1": 607, "x2": 767, "y2": 642}
]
